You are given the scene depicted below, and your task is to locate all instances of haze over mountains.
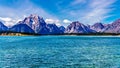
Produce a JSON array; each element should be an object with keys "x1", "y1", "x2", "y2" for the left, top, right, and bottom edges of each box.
[{"x1": 0, "y1": 14, "x2": 120, "y2": 35}]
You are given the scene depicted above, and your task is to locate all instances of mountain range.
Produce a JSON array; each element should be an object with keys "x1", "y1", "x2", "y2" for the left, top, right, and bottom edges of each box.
[{"x1": 0, "y1": 14, "x2": 120, "y2": 35}]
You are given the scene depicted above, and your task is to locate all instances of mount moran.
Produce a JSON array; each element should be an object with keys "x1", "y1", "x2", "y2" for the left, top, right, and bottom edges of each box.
[{"x1": 0, "y1": 14, "x2": 120, "y2": 35}]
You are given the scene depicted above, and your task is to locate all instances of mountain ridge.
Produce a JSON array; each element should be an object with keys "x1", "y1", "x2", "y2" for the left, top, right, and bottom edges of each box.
[{"x1": 0, "y1": 14, "x2": 120, "y2": 35}]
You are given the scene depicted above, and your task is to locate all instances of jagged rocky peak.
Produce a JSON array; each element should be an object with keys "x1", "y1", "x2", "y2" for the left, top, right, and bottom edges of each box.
[
  {"x1": 103, "y1": 19, "x2": 120, "y2": 33},
  {"x1": 17, "y1": 14, "x2": 63, "y2": 34},
  {"x1": 29, "y1": 14, "x2": 45, "y2": 24},
  {"x1": 28, "y1": 14, "x2": 43, "y2": 20},
  {"x1": 91, "y1": 23, "x2": 105, "y2": 32},
  {"x1": 65, "y1": 21, "x2": 95, "y2": 33},
  {"x1": 92, "y1": 23, "x2": 104, "y2": 28},
  {"x1": 21, "y1": 14, "x2": 47, "y2": 33},
  {"x1": 67, "y1": 21, "x2": 85, "y2": 29},
  {"x1": 22, "y1": 14, "x2": 46, "y2": 27},
  {"x1": 71, "y1": 21, "x2": 83, "y2": 26}
]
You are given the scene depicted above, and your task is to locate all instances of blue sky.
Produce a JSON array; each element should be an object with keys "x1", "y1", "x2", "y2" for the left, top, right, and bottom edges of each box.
[{"x1": 0, "y1": 0, "x2": 120, "y2": 27}]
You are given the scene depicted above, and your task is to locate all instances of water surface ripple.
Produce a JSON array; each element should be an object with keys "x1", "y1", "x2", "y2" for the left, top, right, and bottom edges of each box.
[{"x1": 0, "y1": 36, "x2": 120, "y2": 68}]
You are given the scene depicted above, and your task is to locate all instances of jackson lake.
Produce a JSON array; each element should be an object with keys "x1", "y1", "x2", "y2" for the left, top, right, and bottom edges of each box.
[{"x1": 0, "y1": 36, "x2": 120, "y2": 68}]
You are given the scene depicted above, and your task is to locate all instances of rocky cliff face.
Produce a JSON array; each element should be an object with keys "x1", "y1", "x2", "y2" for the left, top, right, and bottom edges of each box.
[
  {"x1": 19, "y1": 14, "x2": 63, "y2": 34},
  {"x1": 65, "y1": 21, "x2": 95, "y2": 33},
  {"x1": 0, "y1": 21, "x2": 8, "y2": 32},
  {"x1": 21, "y1": 14, "x2": 47, "y2": 33}
]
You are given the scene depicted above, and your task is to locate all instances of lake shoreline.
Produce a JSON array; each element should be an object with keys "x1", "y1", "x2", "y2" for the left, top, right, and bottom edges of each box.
[{"x1": 1, "y1": 32, "x2": 120, "y2": 36}]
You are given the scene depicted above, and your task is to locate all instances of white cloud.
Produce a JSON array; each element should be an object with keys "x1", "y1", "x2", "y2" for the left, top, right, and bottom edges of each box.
[
  {"x1": 72, "y1": 0, "x2": 116, "y2": 24},
  {"x1": 62, "y1": 0, "x2": 116, "y2": 25},
  {"x1": 90, "y1": 0, "x2": 115, "y2": 8},
  {"x1": 0, "y1": 17, "x2": 12, "y2": 22},
  {"x1": 0, "y1": 0, "x2": 60, "y2": 26},
  {"x1": 0, "y1": 17, "x2": 21, "y2": 26},
  {"x1": 63, "y1": 19, "x2": 71, "y2": 23},
  {"x1": 0, "y1": 0, "x2": 117, "y2": 27},
  {"x1": 80, "y1": 0, "x2": 116, "y2": 24},
  {"x1": 45, "y1": 19, "x2": 61, "y2": 26}
]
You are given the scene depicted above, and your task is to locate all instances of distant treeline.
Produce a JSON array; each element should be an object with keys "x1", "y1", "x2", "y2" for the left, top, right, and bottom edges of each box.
[{"x1": 0, "y1": 31, "x2": 120, "y2": 36}]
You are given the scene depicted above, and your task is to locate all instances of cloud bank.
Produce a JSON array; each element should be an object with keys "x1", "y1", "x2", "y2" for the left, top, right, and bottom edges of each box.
[{"x1": 0, "y1": 0, "x2": 119, "y2": 27}]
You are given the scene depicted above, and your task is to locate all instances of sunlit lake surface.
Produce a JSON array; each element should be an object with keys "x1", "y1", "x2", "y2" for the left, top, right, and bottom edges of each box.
[{"x1": 0, "y1": 36, "x2": 120, "y2": 68}]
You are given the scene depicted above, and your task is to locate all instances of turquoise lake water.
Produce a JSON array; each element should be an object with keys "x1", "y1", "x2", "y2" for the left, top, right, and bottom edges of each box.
[{"x1": 0, "y1": 36, "x2": 120, "y2": 68}]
